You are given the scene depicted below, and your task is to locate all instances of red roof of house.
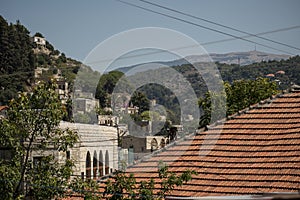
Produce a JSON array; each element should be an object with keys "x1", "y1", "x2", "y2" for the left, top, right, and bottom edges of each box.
[
  {"x1": 0, "y1": 105, "x2": 8, "y2": 111},
  {"x1": 124, "y1": 88, "x2": 300, "y2": 197},
  {"x1": 266, "y1": 73, "x2": 275, "y2": 77}
]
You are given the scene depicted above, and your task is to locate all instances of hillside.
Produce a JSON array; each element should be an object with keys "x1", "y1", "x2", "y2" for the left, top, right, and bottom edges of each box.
[
  {"x1": 117, "y1": 51, "x2": 291, "y2": 73},
  {"x1": 103, "y1": 55, "x2": 300, "y2": 129},
  {"x1": 0, "y1": 15, "x2": 82, "y2": 105},
  {"x1": 187, "y1": 50, "x2": 290, "y2": 66}
]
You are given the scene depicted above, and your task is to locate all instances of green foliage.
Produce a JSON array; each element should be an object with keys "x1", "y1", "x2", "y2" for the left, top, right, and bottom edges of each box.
[
  {"x1": 130, "y1": 91, "x2": 150, "y2": 114},
  {"x1": 45, "y1": 40, "x2": 54, "y2": 52},
  {"x1": 0, "y1": 16, "x2": 35, "y2": 105},
  {"x1": 34, "y1": 32, "x2": 44, "y2": 38},
  {"x1": 104, "y1": 162, "x2": 197, "y2": 200},
  {"x1": 129, "y1": 57, "x2": 300, "y2": 125},
  {"x1": 0, "y1": 15, "x2": 81, "y2": 105},
  {"x1": 96, "y1": 71, "x2": 131, "y2": 108},
  {"x1": 217, "y1": 56, "x2": 300, "y2": 89},
  {"x1": 0, "y1": 81, "x2": 79, "y2": 199},
  {"x1": 69, "y1": 177, "x2": 100, "y2": 200},
  {"x1": 198, "y1": 91, "x2": 226, "y2": 128},
  {"x1": 198, "y1": 78, "x2": 278, "y2": 127},
  {"x1": 226, "y1": 77, "x2": 278, "y2": 115},
  {"x1": 157, "y1": 162, "x2": 197, "y2": 198},
  {"x1": 27, "y1": 156, "x2": 75, "y2": 199},
  {"x1": 104, "y1": 171, "x2": 137, "y2": 199},
  {"x1": 140, "y1": 111, "x2": 160, "y2": 121},
  {"x1": 136, "y1": 83, "x2": 181, "y2": 124}
]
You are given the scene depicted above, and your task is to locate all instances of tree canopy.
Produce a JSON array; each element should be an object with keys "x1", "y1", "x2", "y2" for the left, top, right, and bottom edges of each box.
[
  {"x1": 104, "y1": 162, "x2": 197, "y2": 200},
  {"x1": 198, "y1": 78, "x2": 278, "y2": 128},
  {"x1": 0, "y1": 81, "x2": 79, "y2": 199},
  {"x1": 96, "y1": 71, "x2": 126, "y2": 108},
  {"x1": 0, "y1": 16, "x2": 35, "y2": 105}
]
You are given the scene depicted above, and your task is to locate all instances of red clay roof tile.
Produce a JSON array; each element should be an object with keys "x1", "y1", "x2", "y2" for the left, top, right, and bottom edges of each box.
[{"x1": 124, "y1": 90, "x2": 300, "y2": 197}]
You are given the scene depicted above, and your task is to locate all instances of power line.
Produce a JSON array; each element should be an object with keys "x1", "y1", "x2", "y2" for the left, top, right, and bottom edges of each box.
[
  {"x1": 202, "y1": 25, "x2": 300, "y2": 46},
  {"x1": 85, "y1": 25, "x2": 300, "y2": 66},
  {"x1": 116, "y1": 0, "x2": 295, "y2": 55},
  {"x1": 138, "y1": 0, "x2": 300, "y2": 52}
]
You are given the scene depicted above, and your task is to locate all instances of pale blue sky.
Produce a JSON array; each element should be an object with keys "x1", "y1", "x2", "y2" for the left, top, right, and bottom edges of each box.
[{"x1": 1, "y1": 0, "x2": 300, "y2": 65}]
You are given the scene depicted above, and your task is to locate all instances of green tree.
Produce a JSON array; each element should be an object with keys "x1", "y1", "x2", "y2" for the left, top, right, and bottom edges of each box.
[
  {"x1": 140, "y1": 110, "x2": 160, "y2": 121},
  {"x1": 0, "y1": 81, "x2": 79, "y2": 199},
  {"x1": 0, "y1": 16, "x2": 35, "y2": 105},
  {"x1": 198, "y1": 91, "x2": 226, "y2": 129},
  {"x1": 104, "y1": 162, "x2": 197, "y2": 200},
  {"x1": 198, "y1": 78, "x2": 278, "y2": 128},
  {"x1": 226, "y1": 78, "x2": 278, "y2": 115},
  {"x1": 130, "y1": 91, "x2": 150, "y2": 114},
  {"x1": 96, "y1": 71, "x2": 126, "y2": 108},
  {"x1": 95, "y1": 71, "x2": 131, "y2": 108},
  {"x1": 34, "y1": 32, "x2": 44, "y2": 38},
  {"x1": 69, "y1": 177, "x2": 100, "y2": 200}
]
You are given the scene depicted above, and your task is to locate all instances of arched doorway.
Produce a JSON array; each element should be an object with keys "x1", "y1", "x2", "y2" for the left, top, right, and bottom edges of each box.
[
  {"x1": 161, "y1": 138, "x2": 165, "y2": 148},
  {"x1": 93, "y1": 151, "x2": 97, "y2": 179},
  {"x1": 86, "y1": 151, "x2": 91, "y2": 180},
  {"x1": 105, "y1": 150, "x2": 109, "y2": 175},
  {"x1": 151, "y1": 138, "x2": 158, "y2": 152},
  {"x1": 99, "y1": 150, "x2": 103, "y2": 177}
]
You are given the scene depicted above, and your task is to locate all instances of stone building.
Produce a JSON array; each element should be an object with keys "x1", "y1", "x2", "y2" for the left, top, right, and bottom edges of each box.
[
  {"x1": 60, "y1": 122, "x2": 118, "y2": 180},
  {"x1": 56, "y1": 78, "x2": 69, "y2": 105},
  {"x1": 32, "y1": 36, "x2": 50, "y2": 55},
  {"x1": 33, "y1": 36, "x2": 46, "y2": 46},
  {"x1": 121, "y1": 135, "x2": 168, "y2": 162}
]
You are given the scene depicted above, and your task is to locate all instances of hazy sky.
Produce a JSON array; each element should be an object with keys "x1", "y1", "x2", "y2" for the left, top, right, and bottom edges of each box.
[{"x1": 1, "y1": 0, "x2": 300, "y2": 66}]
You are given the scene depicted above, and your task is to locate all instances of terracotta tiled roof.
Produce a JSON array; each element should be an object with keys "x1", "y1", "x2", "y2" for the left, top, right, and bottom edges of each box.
[
  {"x1": 124, "y1": 89, "x2": 300, "y2": 197},
  {"x1": 0, "y1": 105, "x2": 8, "y2": 111}
]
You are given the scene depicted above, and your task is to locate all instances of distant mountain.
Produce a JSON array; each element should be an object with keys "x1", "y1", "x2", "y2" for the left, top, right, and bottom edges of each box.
[
  {"x1": 116, "y1": 51, "x2": 291, "y2": 73},
  {"x1": 188, "y1": 51, "x2": 291, "y2": 66}
]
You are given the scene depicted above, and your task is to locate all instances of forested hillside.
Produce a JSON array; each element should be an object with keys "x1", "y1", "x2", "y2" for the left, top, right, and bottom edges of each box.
[
  {"x1": 0, "y1": 15, "x2": 81, "y2": 105},
  {"x1": 218, "y1": 56, "x2": 300, "y2": 89},
  {"x1": 98, "y1": 56, "x2": 300, "y2": 127},
  {"x1": 0, "y1": 16, "x2": 35, "y2": 104}
]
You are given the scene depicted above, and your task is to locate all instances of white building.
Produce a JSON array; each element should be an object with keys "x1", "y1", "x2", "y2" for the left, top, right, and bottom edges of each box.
[
  {"x1": 33, "y1": 36, "x2": 46, "y2": 46},
  {"x1": 60, "y1": 122, "x2": 118, "y2": 180}
]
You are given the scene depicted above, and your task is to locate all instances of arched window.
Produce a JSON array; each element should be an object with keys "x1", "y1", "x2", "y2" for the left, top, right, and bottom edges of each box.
[
  {"x1": 93, "y1": 151, "x2": 97, "y2": 179},
  {"x1": 161, "y1": 138, "x2": 165, "y2": 148},
  {"x1": 86, "y1": 151, "x2": 91, "y2": 180},
  {"x1": 99, "y1": 150, "x2": 103, "y2": 177},
  {"x1": 105, "y1": 150, "x2": 109, "y2": 175},
  {"x1": 151, "y1": 138, "x2": 158, "y2": 152}
]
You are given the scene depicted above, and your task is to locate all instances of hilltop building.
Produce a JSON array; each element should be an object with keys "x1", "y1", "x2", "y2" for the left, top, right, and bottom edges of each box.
[{"x1": 32, "y1": 35, "x2": 50, "y2": 55}]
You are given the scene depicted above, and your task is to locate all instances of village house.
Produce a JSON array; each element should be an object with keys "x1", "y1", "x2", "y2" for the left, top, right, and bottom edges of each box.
[
  {"x1": 59, "y1": 122, "x2": 118, "y2": 180},
  {"x1": 121, "y1": 135, "x2": 169, "y2": 162},
  {"x1": 32, "y1": 35, "x2": 51, "y2": 55}
]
